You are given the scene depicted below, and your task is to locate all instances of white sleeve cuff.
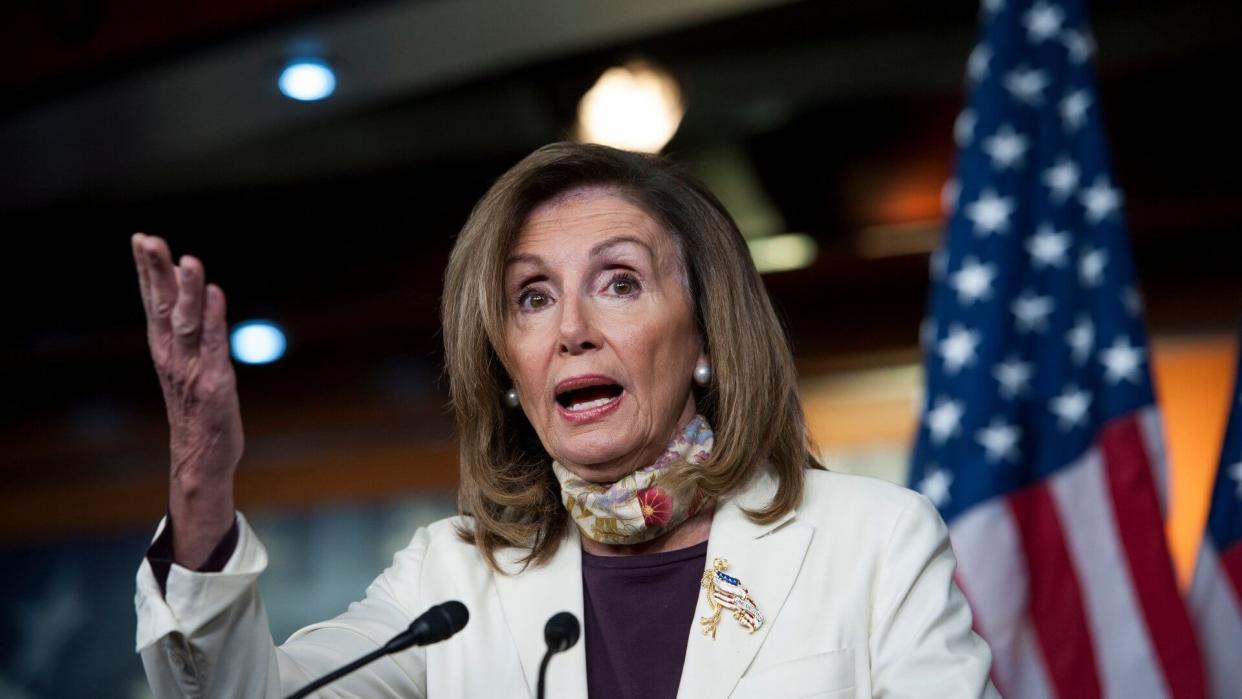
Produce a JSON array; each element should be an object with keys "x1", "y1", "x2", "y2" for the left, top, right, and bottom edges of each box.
[{"x1": 135, "y1": 512, "x2": 267, "y2": 651}]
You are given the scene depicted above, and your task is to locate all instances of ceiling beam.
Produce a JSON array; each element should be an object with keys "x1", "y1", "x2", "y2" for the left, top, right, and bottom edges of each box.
[{"x1": 0, "y1": 0, "x2": 792, "y2": 212}]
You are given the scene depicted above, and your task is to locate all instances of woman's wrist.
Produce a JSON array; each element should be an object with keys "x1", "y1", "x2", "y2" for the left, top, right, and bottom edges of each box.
[{"x1": 168, "y1": 478, "x2": 235, "y2": 569}]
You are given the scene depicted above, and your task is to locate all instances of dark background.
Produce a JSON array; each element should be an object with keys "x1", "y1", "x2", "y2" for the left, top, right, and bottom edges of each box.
[{"x1": 1, "y1": 0, "x2": 1239, "y2": 694}]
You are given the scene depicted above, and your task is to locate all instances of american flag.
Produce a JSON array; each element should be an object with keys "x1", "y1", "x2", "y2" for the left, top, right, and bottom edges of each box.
[
  {"x1": 908, "y1": 0, "x2": 1206, "y2": 696},
  {"x1": 1189, "y1": 329, "x2": 1242, "y2": 698}
]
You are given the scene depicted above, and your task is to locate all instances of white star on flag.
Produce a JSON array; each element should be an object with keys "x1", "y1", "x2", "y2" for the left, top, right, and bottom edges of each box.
[
  {"x1": 1066, "y1": 315, "x2": 1095, "y2": 365},
  {"x1": 955, "y1": 109, "x2": 977, "y2": 147},
  {"x1": 940, "y1": 324, "x2": 982, "y2": 375},
  {"x1": 1081, "y1": 176, "x2": 1122, "y2": 224},
  {"x1": 927, "y1": 397, "x2": 965, "y2": 444},
  {"x1": 1027, "y1": 225, "x2": 1070, "y2": 268},
  {"x1": 918, "y1": 466, "x2": 954, "y2": 508},
  {"x1": 1050, "y1": 385, "x2": 1092, "y2": 430},
  {"x1": 994, "y1": 356, "x2": 1034, "y2": 399},
  {"x1": 982, "y1": 0, "x2": 1005, "y2": 18},
  {"x1": 1100, "y1": 335, "x2": 1146, "y2": 384},
  {"x1": 1062, "y1": 27, "x2": 1095, "y2": 64},
  {"x1": 968, "y1": 44, "x2": 992, "y2": 84},
  {"x1": 1042, "y1": 157, "x2": 1080, "y2": 203},
  {"x1": 965, "y1": 188, "x2": 1016, "y2": 236},
  {"x1": 1080, "y1": 247, "x2": 1108, "y2": 287},
  {"x1": 1012, "y1": 291, "x2": 1055, "y2": 333},
  {"x1": 1060, "y1": 89, "x2": 1092, "y2": 132},
  {"x1": 1004, "y1": 66, "x2": 1051, "y2": 106},
  {"x1": 1024, "y1": 1, "x2": 1065, "y2": 43},
  {"x1": 977, "y1": 417, "x2": 1022, "y2": 463},
  {"x1": 950, "y1": 256, "x2": 997, "y2": 305},
  {"x1": 983, "y1": 124, "x2": 1029, "y2": 170}
]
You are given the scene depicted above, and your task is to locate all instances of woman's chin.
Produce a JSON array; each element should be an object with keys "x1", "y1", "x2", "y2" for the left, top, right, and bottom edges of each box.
[{"x1": 551, "y1": 444, "x2": 642, "y2": 484}]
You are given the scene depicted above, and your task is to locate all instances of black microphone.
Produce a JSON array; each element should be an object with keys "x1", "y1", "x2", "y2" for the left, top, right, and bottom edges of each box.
[
  {"x1": 286, "y1": 600, "x2": 469, "y2": 699},
  {"x1": 536, "y1": 611, "x2": 580, "y2": 699}
]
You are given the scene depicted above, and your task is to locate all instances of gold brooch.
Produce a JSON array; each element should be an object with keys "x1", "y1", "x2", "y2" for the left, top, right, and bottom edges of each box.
[{"x1": 699, "y1": 558, "x2": 764, "y2": 639}]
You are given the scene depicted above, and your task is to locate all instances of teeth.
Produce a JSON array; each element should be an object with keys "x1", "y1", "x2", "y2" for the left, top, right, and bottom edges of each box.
[{"x1": 568, "y1": 395, "x2": 616, "y2": 411}]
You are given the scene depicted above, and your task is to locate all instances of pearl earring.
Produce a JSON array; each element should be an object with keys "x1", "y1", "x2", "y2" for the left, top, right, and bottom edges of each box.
[
  {"x1": 693, "y1": 360, "x2": 711, "y2": 387},
  {"x1": 503, "y1": 387, "x2": 520, "y2": 408}
]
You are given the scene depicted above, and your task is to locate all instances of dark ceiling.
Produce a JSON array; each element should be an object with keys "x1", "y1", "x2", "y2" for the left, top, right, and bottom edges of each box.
[{"x1": 2, "y1": 0, "x2": 1240, "y2": 539}]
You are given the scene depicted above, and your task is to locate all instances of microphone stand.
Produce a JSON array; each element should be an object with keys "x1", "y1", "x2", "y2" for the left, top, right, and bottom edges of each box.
[
  {"x1": 287, "y1": 646, "x2": 390, "y2": 699},
  {"x1": 286, "y1": 600, "x2": 468, "y2": 699},
  {"x1": 536, "y1": 611, "x2": 581, "y2": 699},
  {"x1": 536, "y1": 651, "x2": 556, "y2": 699}
]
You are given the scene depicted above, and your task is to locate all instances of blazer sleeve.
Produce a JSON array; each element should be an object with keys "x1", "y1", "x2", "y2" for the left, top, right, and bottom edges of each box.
[
  {"x1": 868, "y1": 492, "x2": 999, "y2": 698},
  {"x1": 134, "y1": 512, "x2": 432, "y2": 698}
]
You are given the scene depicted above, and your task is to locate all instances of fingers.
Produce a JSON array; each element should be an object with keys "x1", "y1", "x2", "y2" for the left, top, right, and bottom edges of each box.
[
  {"x1": 132, "y1": 233, "x2": 153, "y2": 316},
  {"x1": 201, "y1": 283, "x2": 233, "y2": 375},
  {"x1": 132, "y1": 235, "x2": 226, "y2": 376},
  {"x1": 171, "y1": 255, "x2": 206, "y2": 361},
  {"x1": 137, "y1": 236, "x2": 179, "y2": 360}
]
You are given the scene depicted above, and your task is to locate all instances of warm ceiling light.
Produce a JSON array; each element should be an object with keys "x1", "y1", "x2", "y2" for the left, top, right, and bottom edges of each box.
[
  {"x1": 278, "y1": 59, "x2": 336, "y2": 102},
  {"x1": 576, "y1": 60, "x2": 685, "y2": 153},
  {"x1": 747, "y1": 234, "x2": 819, "y2": 274}
]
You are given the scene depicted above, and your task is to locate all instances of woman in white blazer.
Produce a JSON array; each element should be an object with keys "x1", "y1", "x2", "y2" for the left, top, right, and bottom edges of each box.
[{"x1": 132, "y1": 142, "x2": 998, "y2": 698}]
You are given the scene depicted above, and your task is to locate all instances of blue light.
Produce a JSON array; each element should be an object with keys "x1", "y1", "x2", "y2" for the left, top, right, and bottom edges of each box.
[
  {"x1": 230, "y1": 321, "x2": 287, "y2": 365},
  {"x1": 278, "y1": 59, "x2": 336, "y2": 101}
]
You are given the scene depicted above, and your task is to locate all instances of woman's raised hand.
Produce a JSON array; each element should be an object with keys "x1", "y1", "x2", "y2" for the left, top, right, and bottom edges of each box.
[{"x1": 132, "y1": 233, "x2": 244, "y2": 569}]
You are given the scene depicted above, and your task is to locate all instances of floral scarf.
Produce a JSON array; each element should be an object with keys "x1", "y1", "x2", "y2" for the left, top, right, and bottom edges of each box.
[{"x1": 552, "y1": 415, "x2": 713, "y2": 545}]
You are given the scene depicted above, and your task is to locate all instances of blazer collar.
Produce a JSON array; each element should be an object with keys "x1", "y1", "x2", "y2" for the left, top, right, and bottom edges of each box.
[
  {"x1": 491, "y1": 467, "x2": 812, "y2": 699},
  {"x1": 676, "y1": 467, "x2": 814, "y2": 698},
  {"x1": 492, "y1": 525, "x2": 588, "y2": 699}
]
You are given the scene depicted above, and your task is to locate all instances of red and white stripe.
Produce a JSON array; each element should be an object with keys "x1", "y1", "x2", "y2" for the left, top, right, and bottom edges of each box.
[
  {"x1": 948, "y1": 407, "x2": 1206, "y2": 698},
  {"x1": 1189, "y1": 537, "x2": 1242, "y2": 698}
]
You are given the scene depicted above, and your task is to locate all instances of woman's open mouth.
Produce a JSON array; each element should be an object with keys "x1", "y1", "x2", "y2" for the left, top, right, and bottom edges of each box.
[{"x1": 554, "y1": 376, "x2": 625, "y2": 422}]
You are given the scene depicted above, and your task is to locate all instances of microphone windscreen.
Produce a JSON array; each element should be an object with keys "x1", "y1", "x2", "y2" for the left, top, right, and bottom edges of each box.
[
  {"x1": 437, "y1": 600, "x2": 470, "y2": 636},
  {"x1": 388, "y1": 600, "x2": 470, "y2": 652},
  {"x1": 544, "y1": 611, "x2": 580, "y2": 653}
]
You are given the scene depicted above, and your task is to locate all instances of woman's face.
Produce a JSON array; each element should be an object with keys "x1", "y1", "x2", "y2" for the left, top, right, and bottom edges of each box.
[{"x1": 504, "y1": 187, "x2": 705, "y2": 483}]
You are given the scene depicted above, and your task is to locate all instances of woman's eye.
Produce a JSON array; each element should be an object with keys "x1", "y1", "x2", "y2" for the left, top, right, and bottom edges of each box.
[
  {"x1": 517, "y1": 290, "x2": 551, "y2": 309},
  {"x1": 608, "y1": 275, "x2": 639, "y2": 296}
]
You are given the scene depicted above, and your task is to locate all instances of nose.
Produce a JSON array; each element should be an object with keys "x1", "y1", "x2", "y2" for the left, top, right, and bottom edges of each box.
[{"x1": 558, "y1": 293, "x2": 601, "y2": 355}]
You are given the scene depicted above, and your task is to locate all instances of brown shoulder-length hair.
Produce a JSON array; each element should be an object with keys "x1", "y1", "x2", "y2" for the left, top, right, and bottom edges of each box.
[{"x1": 442, "y1": 142, "x2": 818, "y2": 571}]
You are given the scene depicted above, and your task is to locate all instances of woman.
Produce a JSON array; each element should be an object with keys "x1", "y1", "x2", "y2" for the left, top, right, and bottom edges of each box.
[{"x1": 133, "y1": 142, "x2": 997, "y2": 697}]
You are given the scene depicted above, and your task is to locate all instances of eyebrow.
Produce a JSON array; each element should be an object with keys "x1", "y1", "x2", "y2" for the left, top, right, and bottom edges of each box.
[
  {"x1": 589, "y1": 235, "x2": 654, "y2": 259},
  {"x1": 505, "y1": 235, "x2": 654, "y2": 268}
]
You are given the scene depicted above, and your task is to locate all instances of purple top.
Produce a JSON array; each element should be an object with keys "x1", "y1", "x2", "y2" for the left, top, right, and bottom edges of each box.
[{"x1": 581, "y1": 540, "x2": 709, "y2": 699}]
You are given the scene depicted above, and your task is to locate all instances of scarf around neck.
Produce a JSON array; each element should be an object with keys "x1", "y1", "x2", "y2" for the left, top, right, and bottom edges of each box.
[{"x1": 552, "y1": 414, "x2": 713, "y2": 546}]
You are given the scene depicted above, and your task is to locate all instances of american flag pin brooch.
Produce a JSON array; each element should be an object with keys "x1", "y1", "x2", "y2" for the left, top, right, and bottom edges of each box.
[{"x1": 699, "y1": 558, "x2": 763, "y2": 639}]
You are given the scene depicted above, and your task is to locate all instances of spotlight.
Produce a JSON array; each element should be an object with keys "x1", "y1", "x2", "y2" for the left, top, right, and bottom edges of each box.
[
  {"x1": 576, "y1": 60, "x2": 684, "y2": 153},
  {"x1": 278, "y1": 59, "x2": 336, "y2": 102},
  {"x1": 230, "y1": 320, "x2": 287, "y2": 365}
]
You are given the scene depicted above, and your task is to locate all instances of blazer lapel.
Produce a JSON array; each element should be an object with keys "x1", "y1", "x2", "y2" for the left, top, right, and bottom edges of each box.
[
  {"x1": 492, "y1": 525, "x2": 588, "y2": 699},
  {"x1": 676, "y1": 469, "x2": 815, "y2": 699}
]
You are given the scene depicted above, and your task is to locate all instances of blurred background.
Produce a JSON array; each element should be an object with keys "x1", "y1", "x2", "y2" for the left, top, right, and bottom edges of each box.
[{"x1": 1, "y1": 0, "x2": 1239, "y2": 696}]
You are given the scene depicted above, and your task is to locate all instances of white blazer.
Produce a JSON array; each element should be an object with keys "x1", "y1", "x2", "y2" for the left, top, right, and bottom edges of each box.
[{"x1": 135, "y1": 468, "x2": 998, "y2": 698}]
